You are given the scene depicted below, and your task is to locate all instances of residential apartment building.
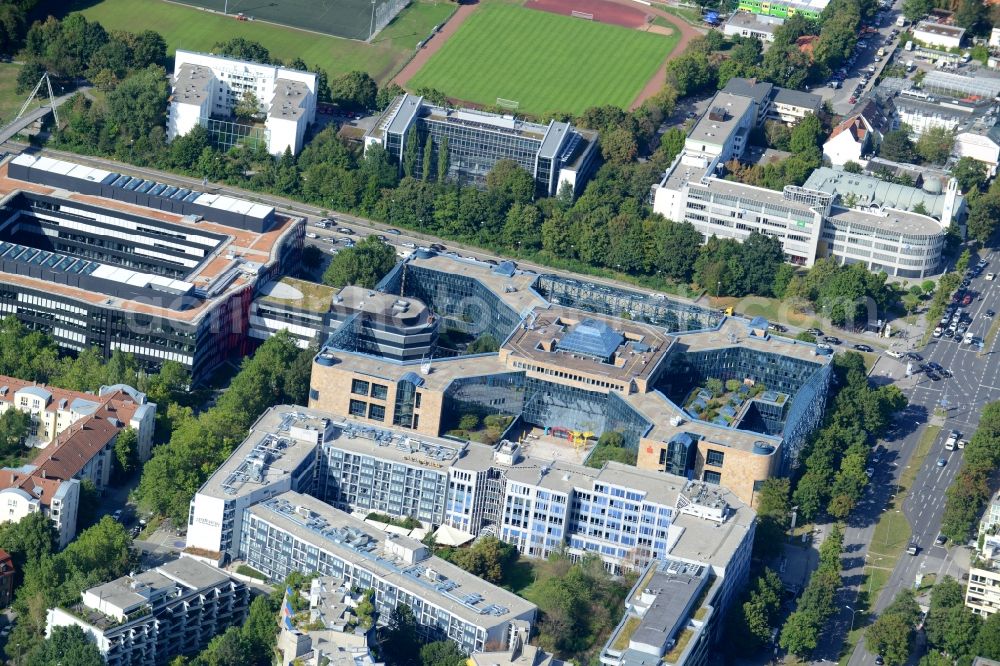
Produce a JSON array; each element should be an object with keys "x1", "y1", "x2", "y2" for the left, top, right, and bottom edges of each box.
[
  {"x1": 168, "y1": 50, "x2": 317, "y2": 155},
  {"x1": 239, "y1": 491, "x2": 537, "y2": 655},
  {"x1": 365, "y1": 94, "x2": 599, "y2": 197},
  {"x1": 0, "y1": 383, "x2": 156, "y2": 548},
  {"x1": 46, "y1": 556, "x2": 250, "y2": 665},
  {"x1": 1, "y1": 154, "x2": 304, "y2": 383},
  {"x1": 823, "y1": 98, "x2": 895, "y2": 167}
]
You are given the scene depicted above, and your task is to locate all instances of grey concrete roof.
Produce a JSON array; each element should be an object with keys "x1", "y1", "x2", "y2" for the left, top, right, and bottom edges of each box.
[
  {"x1": 269, "y1": 78, "x2": 311, "y2": 121},
  {"x1": 803, "y1": 166, "x2": 961, "y2": 220},
  {"x1": 724, "y1": 11, "x2": 782, "y2": 34},
  {"x1": 826, "y1": 205, "x2": 944, "y2": 236},
  {"x1": 689, "y1": 93, "x2": 754, "y2": 146},
  {"x1": 721, "y1": 78, "x2": 773, "y2": 106},
  {"x1": 173, "y1": 63, "x2": 213, "y2": 105},
  {"x1": 773, "y1": 87, "x2": 822, "y2": 111}
]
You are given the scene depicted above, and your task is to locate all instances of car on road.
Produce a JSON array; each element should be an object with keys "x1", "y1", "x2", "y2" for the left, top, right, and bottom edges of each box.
[
  {"x1": 769, "y1": 323, "x2": 788, "y2": 333},
  {"x1": 376, "y1": 235, "x2": 387, "y2": 241},
  {"x1": 885, "y1": 349, "x2": 903, "y2": 359},
  {"x1": 385, "y1": 228, "x2": 402, "y2": 235},
  {"x1": 806, "y1": 328, "x2": 824, "y2": 336},
  {"x1": 907, "y1": 542, "x2": 919, "y2": 555},
  {"x1": 853, "y1": 344, "x2": 874, "y2": 352},
  {"x1": 963, "y1": 294, "x2": 974, "y2": 306},
  {"x1": 430, "y1": 243, "x2": 447, "y2": 252},
  {"x1": 935, "y1": 534, "x2": 947, "y2": 546},
  {"x1": 305, "y1": 231, "x2": 317, "y2": 239},
  {"x1": 927, "y1": 371, "x2": 941, "y2": 381},
  {"x1": 988, "y1": 272, "x2": 996, "y2": 281},
  {"x1": 907, "y1": 352, "x2": 923, "y2": 361},
  {"x1": 315, "y1": 218, "x2": 333, "y2": 229},
  {"x1": 937, "y1": 457, "x2": 948, "y2": 466},
  {"x1": 987, "y1": 310, "x2": 996, "y2": 318},
  {"x1": 928, "y1": 361, "x2": 943, "y2": 372},
  {"x1": 402, "y1": 241, "x2": 416, "y2": 248},
  {"x1": 337, "y1": 227, "x2": 353, "y2": 234},
  {"x1": 823, "y1": 336, "x2": 842, "y2": 345},
  {"x1": 875, "y1": 656, "x2": 885, "y2": 666},
  {"x1": 933, "y1": 327, "x2": 943, "y2": 337}
]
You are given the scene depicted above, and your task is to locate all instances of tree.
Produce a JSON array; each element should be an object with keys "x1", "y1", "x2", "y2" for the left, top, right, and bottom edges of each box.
[
  {"x1": 446, "y1": 536, "x2": 518, "y2": 584},
  {"x1": 382, "y1": 604, "x2": 420, "y2": 666},
  {"x1": 301, "y1": 244, "x2": 323, "y2": 270},
  {"x1": 953, "y1": 157, "x2": 988, "y2": 194},
  {"x1": 485, "y1": 160, "x2": 535, "y2": 204},
  {"x1": 915, "y1": 127, "x2": 954, "y2": 165},
  {"x1": 422, "y1": 135, "x2": 434, "y2": 182},
  {"x1": 106, "y1": 65, "x2": 169, "y2": 143},
  {"x1": 587, "y1": 430, "x2": 636, "y2": 468},
  {"x1": 739, "y1": 232, "x2": 786, "y2": 296},
  {"x1": 355, "y1": 588, "x2": 376, "y2": 629},
  {"x1": 790, "y1": 114, "x2": 824, "y2": 158},
  {"x1": 322, "y1": 235, "x2": 397, "y2": 288},
  {"x1": 0, "y1": 510, "x2": 56, "y2": 573},
  {"x1": 880, "y1": 130, "x2": 916, "y2": 163},
  {"x1": 24, "y1": 625, "x2": 103, "y2": 666},
  {"x1": 954, "y1": 0, "x2": 987, "y2": 33},
  {"x1": 402, "y1": 126, "x2": 420, "y2": 179},
  {"x1": 843, "y1": 160, "x2": 863, "y2": 174},
  {"x1": 0, "y1": 408, "x2": 29, "y2": 460},
  {"x1": 376, "y1": 82, "x2": 405, "y2": 110},
  {"x1": 437, "y1": 136, "x2": 450, "y2": 183},
  {"x1": 114, "y1": 427, "x2": 138, "y2": 477},
  {"x1": 212, "y1": 37, "x2": 272, "y2": 63},
  {"x1": 233, "y1": 90, "x2": 260, "y2": 120},
  {"x1": 419, "y1": 640, "x2": 467, "y2": 666},
  {"x1": 976, "y1": 609, "x2": 1000, "y2": 658},
  {"x1": 328, "y1": 71, "x2": 377, "y2": 110},
  {"x1": 866, "y1": 612, "x2": 911, "y2": 666},
  {"x1": 902, "y1": 0, "x2": 930, "y2": 22},
  {"x1": 602, "y1": 127, "x2": 639, "y2": 164},
  {"x1": 780, "y1": 610, "x2": 819, "y2": 656},
  {"x1": 968, "y1": 192, "x2": 1000, "y2": 243}
]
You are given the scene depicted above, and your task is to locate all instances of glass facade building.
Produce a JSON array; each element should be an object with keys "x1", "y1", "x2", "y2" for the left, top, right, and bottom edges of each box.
[{"x1": 367, "y1": 95, "x2": 599, "y2": 197}]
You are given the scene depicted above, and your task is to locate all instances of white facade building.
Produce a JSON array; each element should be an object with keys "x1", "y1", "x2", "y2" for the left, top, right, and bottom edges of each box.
[
  {"x1": 168, "y1": 50, "x2": 317, "y2": 156},
  {"x1": 912, "y1": 21, "x2": 965, "y2": 50},
  {"x1": 683, "y1": 93, "x2": 756, "y2": 167}
]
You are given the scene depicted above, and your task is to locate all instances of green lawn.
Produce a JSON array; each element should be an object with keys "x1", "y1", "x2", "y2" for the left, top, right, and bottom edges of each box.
[
  {"x1": 0, "y1": 62, "x2": 26, "y2": 126},
  {"x1": 407, "y1": 2, "x2": 676, "y2": 114},
  {"x1": 63, "y1": 0, "x2": 456, "y2": 83}
]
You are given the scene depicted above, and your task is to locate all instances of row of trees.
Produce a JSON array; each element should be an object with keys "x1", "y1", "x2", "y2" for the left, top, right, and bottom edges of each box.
[
  {"x1": 0, "y1": 0, "x2": 39, "y2": 59},
  {"x1": 793, "y1": 353, "x2": 906, "y2": 521},
  {"x1": 379, "y1": 605, "x2": 467, "y2": 666},
  {"x1": 134, "y1": 331, "x2": 313, "y2": 527},
  {"x1": 435, "y1": 536, "x2": 518, "y2": 586},
  {"x1": 779, "y1": 525, "x2": 845, "y2": 656},
  {"x1": 940, "y1": 400, "x2": 1000, "y2": 542},
  {"x1": 726, "y1": 568, "x2": 786, "y2": 653},
  {"x1": 864, "y1": 589, "x2": 922, "y2": 665}
]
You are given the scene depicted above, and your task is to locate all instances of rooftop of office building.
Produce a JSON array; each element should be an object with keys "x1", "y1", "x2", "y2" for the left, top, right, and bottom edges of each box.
[
  {"x1": 672, "y1": 317, "x2": 833, "y2": 365},
  {"x1": 826, "y1": 205, "x2": 946, "y2": 236},
  {"x1": 248, "y1": 491, "x2": 537, "y2": 623},
  {"x1": 331, "y1": 286, "x2": 432, "y2": 328},
  {"x1": 197, "y1": 405, "x2": 329, "y2": 500},
  {"x1": 257, "y1": 277, "x2": 338, "y2": 314},
  {"x1": 0, "y1": 155, "x2": 300, "y2": 320},
  {"x1": 501, "y1": 307, "x2": 672, "y2": 386},
  {"x1": 270, "y1": 78, "x2": 313, "y2": 122},
  {"x1": 688, "y1": 93, "x2": 754, "y2": 147},
  {"x1": 406, "y1": 253, "x2": 548, "y2": 317},
  {"x1": 173, "y1": 63, "x2": 214, "y2": 106}
]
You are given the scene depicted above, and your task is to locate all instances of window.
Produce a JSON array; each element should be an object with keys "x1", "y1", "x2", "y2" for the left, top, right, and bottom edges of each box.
[
  {"x1": 369, "y1": 404, "x2": 386, "y2": 421},
  {"x1": 349, "y1": 400, "x2": 366, "y2": 417},
  {"x1": 309, "y1": 388, "x2": 319, "y2": 401},
  {"x1": 415, "y1": 393, "x2": 422, "y2": 409},
  {"x1": 706, "y1": 450, "x2": 725, "y2": 467},
  {"x1": 371, "y1": 384, "x2": 388, "y2": 401},
  {"x1": 703, "y1": 470, "x2": 721, "y2": 485},
  {"x1": 351, "y1": 379, "x2": 370, "y2": 396}
]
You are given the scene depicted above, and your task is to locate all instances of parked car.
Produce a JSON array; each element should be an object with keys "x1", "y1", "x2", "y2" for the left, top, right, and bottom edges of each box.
[
  {"x1": 806, "y1": 328, "x2": 824, "y2": 336},
  {"x1": 853, "y1": 344, "x2": 874, "y2": 352},
  {"x1": 823, "y1": 336, "x2": 842, "y2": 345}
]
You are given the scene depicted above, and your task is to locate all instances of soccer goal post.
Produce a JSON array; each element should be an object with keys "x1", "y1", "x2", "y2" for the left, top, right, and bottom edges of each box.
[
  {"x1": 571, "y1": 10, "x2": 594, "y2": 19},
  {"x1": 496, "y1": 98, "x2": 520, "y2": 110}
]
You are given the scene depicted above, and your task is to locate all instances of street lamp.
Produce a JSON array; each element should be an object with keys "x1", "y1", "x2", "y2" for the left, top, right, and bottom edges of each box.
[{"x1": 846, "y1": 605, "x2": 858, "y2": 633}]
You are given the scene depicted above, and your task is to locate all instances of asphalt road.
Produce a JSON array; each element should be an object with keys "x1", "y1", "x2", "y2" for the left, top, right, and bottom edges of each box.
[{"x1": 811, "y1": 252, "x2": 1000, "y2": 666}]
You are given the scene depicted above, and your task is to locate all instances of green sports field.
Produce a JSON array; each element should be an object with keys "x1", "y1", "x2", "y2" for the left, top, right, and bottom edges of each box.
[
  {"x1": 406, "y1": 2, "x2": 676, "y2": 114},
  {"x1": 62, "y1": 0, "x2": 456, "y2": 83}
]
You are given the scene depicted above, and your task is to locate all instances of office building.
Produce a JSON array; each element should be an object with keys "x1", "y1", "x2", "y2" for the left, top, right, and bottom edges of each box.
[
  {"x1": 683, "y1": 93, "x2": 756, "y2": 167},
  {"x1": 0, "y1": 154, "x2": 304, "y2": 384},
  {"x1": 365, "y1": 94, "x2": 599, "y2": 197},
  {"x1": 734, "y1": 0, "x2": 829, "y2": 19},
  {"x1": 306, "y1": 253, "x2": 831, "y2": 506},
  {"x1": 0, "y1": 383, "x2": 156, "y2": 548},
  {"x1": 912, "y1": 21, "x2": 965, "y2": 49},
  {"x1": 186, "y1": 406, "x2": 324, "y2": 561},
  {"x1": 168, "y1": 50, "x2": 317, "y2": 156},
  {"x1": 239, "y1": 491, "x2": 537, "y2": 655},
  {"x1": 250, "y1": 278, "x2": 439, "y2": 357},
  {"x1": 719, "y1": 79, "x2": 822, "y2": 128},
  {"x1": 46, "y1": 556, "x2": 250, "y2": 665},
  {"x1": 468, "y1": 621, "x2": 567, "y2": 666}
]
